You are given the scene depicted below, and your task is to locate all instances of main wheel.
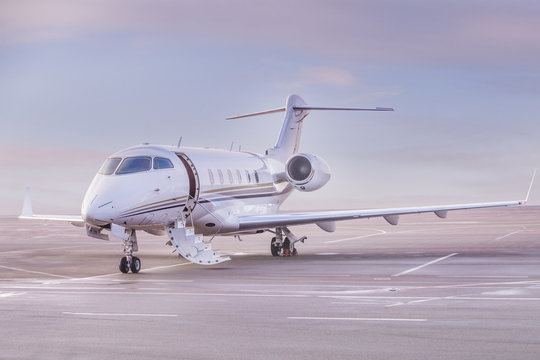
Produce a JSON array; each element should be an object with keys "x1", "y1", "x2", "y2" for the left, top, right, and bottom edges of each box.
[
  {"x1": 270, "y1": 237, "x2": 281, "y2": 257},
  {"x1": 119, "y1": 257, "x2": 129, "y2": 273},
  {"x1": 130, "y1": 256, "x2": 141, "y2": 273}
]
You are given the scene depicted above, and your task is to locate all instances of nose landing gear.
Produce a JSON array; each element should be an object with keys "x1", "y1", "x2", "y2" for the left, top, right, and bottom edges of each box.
[{"x1": 111, "y1": 224, "x2": 141, "y2": 274}]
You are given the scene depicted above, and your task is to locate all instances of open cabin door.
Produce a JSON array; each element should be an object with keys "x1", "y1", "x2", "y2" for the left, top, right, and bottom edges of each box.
[{"x1": 176, "y1": 153, "x2": 200, "y2": 219}]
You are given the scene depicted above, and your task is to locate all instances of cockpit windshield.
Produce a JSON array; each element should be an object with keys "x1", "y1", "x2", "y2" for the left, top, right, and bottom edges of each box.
[
  {"x1": 153, "y1": 157, "x2": 174, "y2": 169},
  {"x1": 98, "y1": 158, "x2": 122, "y2": 175},
  {"x1": 116, "y1": 157, "x2": 152, "y2": 175}
]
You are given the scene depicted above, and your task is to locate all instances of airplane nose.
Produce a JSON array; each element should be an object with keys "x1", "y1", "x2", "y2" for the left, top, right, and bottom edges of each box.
[{"x1": 82, "y1": 198, "x2": 115, "y2": 226}]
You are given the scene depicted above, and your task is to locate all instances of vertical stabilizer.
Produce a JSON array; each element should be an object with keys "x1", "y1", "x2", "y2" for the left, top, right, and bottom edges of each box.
[{"x1": 266, "y1": 95, "x2": 309, "y2": 161}]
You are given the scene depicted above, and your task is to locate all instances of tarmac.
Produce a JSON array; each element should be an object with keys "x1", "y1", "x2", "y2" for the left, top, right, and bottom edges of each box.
[{"x1": 1, "y1": 207, "x2": 540, "y2": 359}]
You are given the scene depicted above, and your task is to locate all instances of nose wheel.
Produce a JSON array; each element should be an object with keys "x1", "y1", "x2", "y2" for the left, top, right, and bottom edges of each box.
[{"x1": 119, "y1": 256, "x2": 141, "y2": 273}]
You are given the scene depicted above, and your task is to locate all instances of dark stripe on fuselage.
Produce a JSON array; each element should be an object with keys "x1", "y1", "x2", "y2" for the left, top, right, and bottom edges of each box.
[
  {"x1": 118, "y1": 190, "x2": 290, "y2": 219},
  {"x1": 118, "y1": 202, "x2": 187, "y2": 219}
]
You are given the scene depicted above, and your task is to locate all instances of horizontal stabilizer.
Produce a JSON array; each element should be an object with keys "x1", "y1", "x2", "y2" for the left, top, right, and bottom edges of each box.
[
  {"x1": 226, "y1": 107, "x2": 286, "y2": 120},
  {"x1": 227, "y1": 103, "x2": 394, "y2": 120},
  {"x1": 294, "y1": 106, "x2": 394, "y2": 112}
]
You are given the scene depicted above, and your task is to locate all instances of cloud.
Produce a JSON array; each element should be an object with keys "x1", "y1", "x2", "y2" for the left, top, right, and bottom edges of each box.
[
  {"x1": 298, "y1": 66, "x2": 356, "y2": 86},
  {"x1": 2, "y1": 1, "x2": 540, "y2": 67},
  {"x1": 278, "y1": 66, "x2": 357, "y2": 89}
]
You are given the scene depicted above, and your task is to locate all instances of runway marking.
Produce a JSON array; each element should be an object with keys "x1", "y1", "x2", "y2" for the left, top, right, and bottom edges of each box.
[
  {"x1": 75, "y1": 262, "x2": 192, "y2": 280},
  {"x1": 495, "y1": 229, "x2": 525, "y2": 241},
  {"x1": 325, "y1": 229, "x2": 386, "y2": 244},
  {"x1": 386, "y1": 297, "x2": 442, "y2": 307},
  {"x1": 392, "y1": 253, "x2": 458, "y2": 277},
  {"x1": 6, "y1": 286, "x2": 127, "y2": 290},
  {"x1": 21, "y1": 290, "x2": 310, "y2": 298},
  {"x1": 0, "y1": 264, "x2": 73, "y2": 279},
  {"x1": 288, "y1": 316, "x2": 426, "y2": 322},
  {"x1": 438, "y1": 275, "x2": 529, "y2": 279},
  {"x1": 141, "y1": 262, "x2": 193, "y2": 272},
  {"x1": 404, "y1": 221, "x2": 481, "y2": 225},
  {"x1": 0, "y1": 291, "x2": 25, "y2": 298},
  {"x1": 321, "y1": 295, "x2": 540, "y2": 302},
  {"x1": 0, "y1": 244, "x2": 98, "y2": 256},
  {"x1": 62, "y1": 312, "x2": 178, "y2": 317},
  {"x1": 108, "y1": 279, "x2": 194, "y2": 283}
]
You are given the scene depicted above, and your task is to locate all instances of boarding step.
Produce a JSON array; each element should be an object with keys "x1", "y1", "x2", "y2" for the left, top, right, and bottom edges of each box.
[{"x1": 167, "y1": 222, "x2": 230, "y2": 265}]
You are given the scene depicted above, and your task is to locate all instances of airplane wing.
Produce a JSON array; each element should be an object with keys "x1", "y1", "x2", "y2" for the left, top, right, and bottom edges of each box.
[
  {"x1": 18, "y1": 188, "x2": 85, "y2": 226},
  {"x1": 238, "y1": 170, "x2": 535, "y2": 231},
  {"x1": 237, "y1": 199, "x2": 525, "y2": 231}
]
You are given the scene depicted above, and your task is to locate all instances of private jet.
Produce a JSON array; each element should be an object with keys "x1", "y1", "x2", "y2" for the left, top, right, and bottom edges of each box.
[{"x1": 20, "y1": 95, "x2": 532, "y2": 273}]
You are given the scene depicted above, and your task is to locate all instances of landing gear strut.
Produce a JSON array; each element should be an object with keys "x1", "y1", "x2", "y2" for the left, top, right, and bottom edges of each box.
[
  {"x1": 270, "y1": 227, "x2": 305, "y2": 257},
  {"x1": 114, "y1": 225, "x2": 141, "y2": 274},
  {"x1": 271, "y1": 237, "x2": 281, "y2": 256}
]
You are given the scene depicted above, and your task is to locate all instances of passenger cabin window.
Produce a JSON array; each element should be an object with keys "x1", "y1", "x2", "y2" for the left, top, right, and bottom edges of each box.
[
  {"x1": 217, "y1": 169, "x2": 224, "y2": 184},
  {"x1": 116, "y1": 157, "x2": 152, "y2": 175},
  {"x1": 153, "y1": 157, "x2": 174, "y2": 169},
  {"x1": 245, "y1": 169, "x2": 251, "y2": 184},
  {"x1": 236, "y1": 169, "x2": 242, "y2": 184},
  {"x1": 254, "y1": 170, "x2": 260, "y2": 183},
  {"x1": 208, "y1": 169, "x2": 215, "y2": 185},
  {"x1": 99, "y1": 158, "x2": 122, "y2": 175},
  {"x1": 227, "y1": 169, "x2": 233, "y2": 184}
]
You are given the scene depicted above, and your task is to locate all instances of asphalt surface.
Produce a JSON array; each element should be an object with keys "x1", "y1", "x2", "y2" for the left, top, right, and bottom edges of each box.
[{"x1": 1, "y1": 207, "x2": 540, "y2": 359}]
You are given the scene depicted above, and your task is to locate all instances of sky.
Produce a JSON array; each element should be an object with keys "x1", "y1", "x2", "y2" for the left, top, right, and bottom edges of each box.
[{"x1": 1, "y1": 0, "x2": 539, "y2": 215}]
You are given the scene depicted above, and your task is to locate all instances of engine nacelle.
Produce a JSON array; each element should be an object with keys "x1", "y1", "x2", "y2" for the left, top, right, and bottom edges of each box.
[{"x1": 285, "y1": 153, "x2": 331, "y2": 192}]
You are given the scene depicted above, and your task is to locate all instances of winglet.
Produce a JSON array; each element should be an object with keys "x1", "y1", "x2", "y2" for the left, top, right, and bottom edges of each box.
[
  {"x1": 21, "y1": 187, "x2": 34, "y2": 218},
  {"x1": 522, "y1": 168, "x2": 536, "y2": 204}
]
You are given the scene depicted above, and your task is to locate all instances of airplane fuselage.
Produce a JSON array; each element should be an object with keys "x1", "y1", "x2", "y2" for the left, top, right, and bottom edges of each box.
[{"x1": 82, "y1": 144, "x2": 293, "y2": 236}]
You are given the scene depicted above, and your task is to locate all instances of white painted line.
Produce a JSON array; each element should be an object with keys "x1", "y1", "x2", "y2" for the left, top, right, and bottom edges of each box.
[
  {"x1": 386, "y1": 297, "x2": 442, "y2": 307},
  {"x1": 109, "y1": 279, "x2": 194, "y2": 283},
  {"x1": 288, "y1": 316, "x2": 426, "y2": 322},
  {"x1": 0, "y1": 244, "x2": 95, "y2": 256},
  {"x1": 0, "y1": 264, "x2": 72, "y2": 279},
  {"x1": 74, "y1": 261, "x2": 192, "y2": 280},
  {"x1": 141, "y1": 262, "x2": 193, "y2": 272},
  {"x1": 7, "y1": 286, "x2": 126, "y2": 290},
  {"x1": 495, "y1": 229, "x2": 525, "y2": 241},
  {"x1": 439, "y1": 275, "x2": 529, "y2": 279},
  {"x1": 325, "y1": 229, "x2": 386, "y2": 244},
  {"x1": 63, "y1": 312, "x2": 177, "y2": 317},
  {"x1": 0, "y1": 292, "x2": 25, "y2": 298},
  {"x1": 392, "y1": 253, "x2": 458, "y2": 277},
  {"x1": 405, "y1": 221, "x2": 481, "y2": 225}
]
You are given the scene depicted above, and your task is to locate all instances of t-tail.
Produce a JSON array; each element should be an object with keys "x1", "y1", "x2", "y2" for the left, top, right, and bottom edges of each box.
[{"x1": 227, "y1": 94, "x2": 394, "y2": 162}]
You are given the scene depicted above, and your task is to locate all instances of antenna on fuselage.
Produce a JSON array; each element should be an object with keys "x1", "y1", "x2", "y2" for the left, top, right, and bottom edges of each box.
[{"x1": 177, "y1": 136, "x2": 183, "y2": 148}]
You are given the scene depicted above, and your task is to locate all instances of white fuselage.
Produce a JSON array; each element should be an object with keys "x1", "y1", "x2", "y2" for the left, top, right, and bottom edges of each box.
[{"x1": 81, "y1": 144, "x2": 293, "y2": 236}]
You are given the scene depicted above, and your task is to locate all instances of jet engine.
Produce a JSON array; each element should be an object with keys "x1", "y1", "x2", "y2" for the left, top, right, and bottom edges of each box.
[{"x1": 285, "y1": 153, "x2": 330, "y2": 192}]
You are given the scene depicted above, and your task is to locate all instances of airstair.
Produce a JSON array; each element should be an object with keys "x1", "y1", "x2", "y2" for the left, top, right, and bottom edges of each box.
[{"x1": 167, "y1": 219, "x2": 231, "y2": 265}]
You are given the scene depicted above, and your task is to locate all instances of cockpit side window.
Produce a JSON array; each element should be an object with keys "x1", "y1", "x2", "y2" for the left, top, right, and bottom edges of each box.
[
  {"x1": 153, "y1": 157, "x2": 174, "y2": 170},
  {"x1": 116, "y1": 157, "x2": 152, "y2": 175},
  {"x1": 99, "y1": 158, "x2": 122, "y2": 175}
]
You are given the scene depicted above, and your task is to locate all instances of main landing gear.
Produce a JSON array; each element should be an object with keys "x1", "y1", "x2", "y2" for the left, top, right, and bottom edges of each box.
[{"x1": 270, "y1": 227, "x2": 306, "y2": 257}]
